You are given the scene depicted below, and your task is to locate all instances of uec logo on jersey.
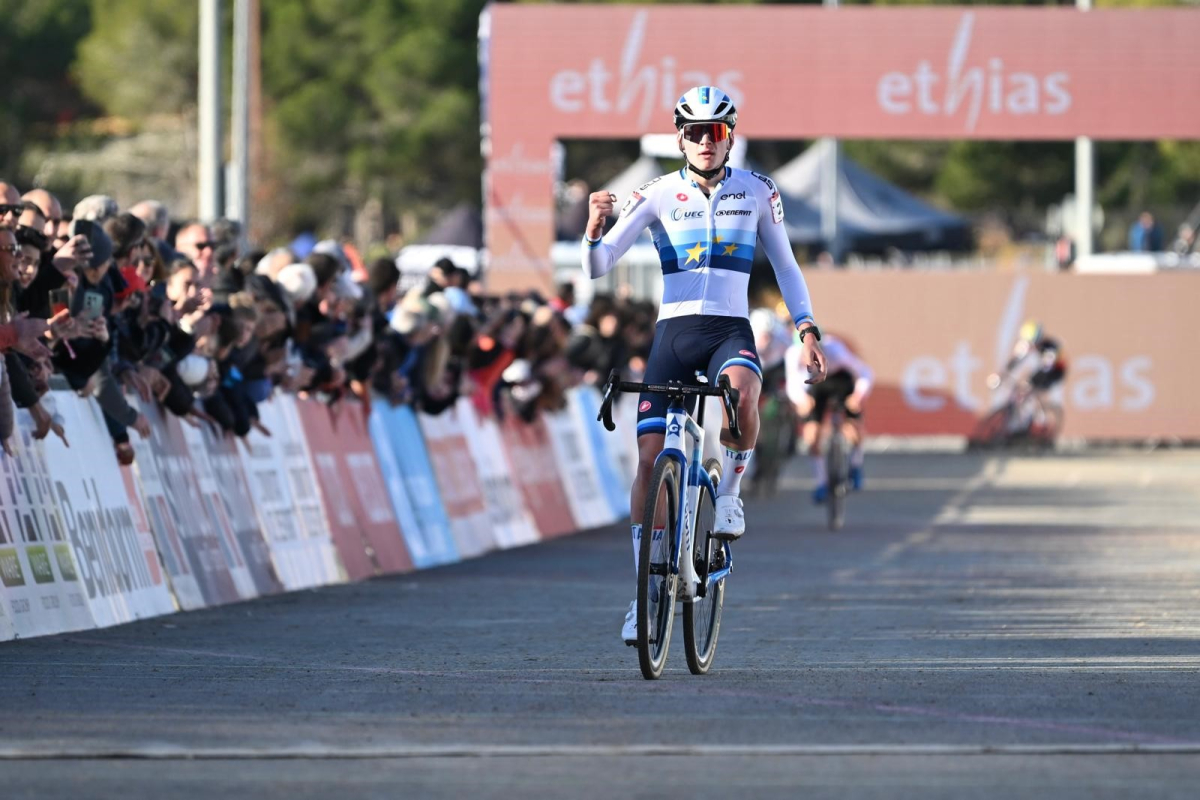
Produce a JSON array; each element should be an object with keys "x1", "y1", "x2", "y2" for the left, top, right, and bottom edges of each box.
[{"x1": 671, "y1": 208, "x2": 704, "y2": 221}]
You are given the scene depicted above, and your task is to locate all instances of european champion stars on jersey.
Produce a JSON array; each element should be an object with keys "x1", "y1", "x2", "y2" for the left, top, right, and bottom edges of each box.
[{"x1": 580, "y1": 85, "x2": 828, "y2": 644}]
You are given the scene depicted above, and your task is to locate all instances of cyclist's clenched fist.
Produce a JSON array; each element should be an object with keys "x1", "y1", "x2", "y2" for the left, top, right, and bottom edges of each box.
[{"x1": 586, "y1": 191, "x2": 618, "y2": 240}]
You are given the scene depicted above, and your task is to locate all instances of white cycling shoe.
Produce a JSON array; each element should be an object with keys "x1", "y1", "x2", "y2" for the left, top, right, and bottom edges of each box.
[
  {"x1": 712, "y1": 495, "x2": 745, "y2": 540},
  {"x1": 622, "y1": 600, "x2": 637, "y2": 645}
]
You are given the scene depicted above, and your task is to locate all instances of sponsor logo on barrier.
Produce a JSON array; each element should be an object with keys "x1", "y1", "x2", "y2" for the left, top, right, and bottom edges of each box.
[
  {"x1": 548, "y1": 11, "x2": 743, "y2": 127},
  {"x1": 54, "y1": 478, "x2": 159, "y2": 601},
  {"x1": 876, "y1": 12, "x2": 1071, "y2": 133}
]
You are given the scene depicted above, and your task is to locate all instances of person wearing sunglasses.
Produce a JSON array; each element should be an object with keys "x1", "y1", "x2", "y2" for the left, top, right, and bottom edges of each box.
[
  {"x1": 581, "y1": 85, "x2": 828, "y2": 641},
  {"x1": 174, "y1": 221, "x2": 216, "y2": 282},
  {"x1": 0, "y1": 181, "x2": 22, "y2": 231}
]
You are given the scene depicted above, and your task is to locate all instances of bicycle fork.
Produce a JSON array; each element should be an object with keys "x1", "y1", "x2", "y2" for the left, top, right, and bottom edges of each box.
[{"x1": 663, "y1": 402, "x2": 709, "y2": 603}]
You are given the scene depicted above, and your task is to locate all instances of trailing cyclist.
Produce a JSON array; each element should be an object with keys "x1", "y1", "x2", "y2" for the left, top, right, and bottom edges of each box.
[
  {"x1": 581, "y1": 85, "x2": 827, "y2": 643},
  {"x1": 979, "y1": 319, "x2": 1068, "y2": 442},
  {"x1": 785, "y1": 332, "x2": 872, "y2": 504}
]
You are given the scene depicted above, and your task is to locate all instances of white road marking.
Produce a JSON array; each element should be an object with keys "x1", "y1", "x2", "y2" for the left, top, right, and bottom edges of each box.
[{"x1": 3, "y1": 742, "x2": 1200, "y2": 759}]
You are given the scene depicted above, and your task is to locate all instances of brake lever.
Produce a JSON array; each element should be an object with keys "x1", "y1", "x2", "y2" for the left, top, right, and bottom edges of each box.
[
  {"x1": 718, "y1": 374, "x2": 741, "y2": 440},
  {"x1": 597, "y1": 369, "x2": 620, "y2": 432}
]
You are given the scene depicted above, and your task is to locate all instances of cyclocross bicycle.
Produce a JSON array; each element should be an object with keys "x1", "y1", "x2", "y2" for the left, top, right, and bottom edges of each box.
[{"x1": 598, "y1": 369, "x2": 741, "y2": 680}]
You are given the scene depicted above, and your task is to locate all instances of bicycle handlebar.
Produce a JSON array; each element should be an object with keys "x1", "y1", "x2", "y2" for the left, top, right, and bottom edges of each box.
[{"x1": 596, "y1": 369, "x2": 741, "y2": 439}]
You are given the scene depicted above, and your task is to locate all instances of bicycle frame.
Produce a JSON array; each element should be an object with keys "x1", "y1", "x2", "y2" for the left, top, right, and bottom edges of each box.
[
  {"x1": 657, "y1": 398, "x2": 732, "y2": 601},
  {"x1": 597, "y1": 370, "x2": 739, "y2": 603}
]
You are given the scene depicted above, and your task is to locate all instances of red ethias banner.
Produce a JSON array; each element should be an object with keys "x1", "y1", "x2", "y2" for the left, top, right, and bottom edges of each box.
[
  {"x1": 295, "y1": 400, "x2": 412, "y2": 578},
  {"x1": 500, "y1": 416, "x2": 576, "y2": 539},
  {"x1": 490, "y1": 7, "x2": 1200, "y2": 140}
]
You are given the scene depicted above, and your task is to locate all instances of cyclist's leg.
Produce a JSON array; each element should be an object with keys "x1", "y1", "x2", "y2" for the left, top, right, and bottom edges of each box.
[
  {"x1": 802, "y1": 384, "x2": 832, "y2": 501},
  {"x1": 709, "y1": 323, "x2": 762, "y2": 482},
  {"x1": 707, "y1": 319, "x2": 763, "y2": 537},
  {"x1": 821, "y1": 371, "x2": 862, "y2": 486},
  {"x1": 844, "y1": 404, "x2": 866, "y2": 489},
  {"x1": 631, "y1": 318, "x2": 703, "y2": 574}
]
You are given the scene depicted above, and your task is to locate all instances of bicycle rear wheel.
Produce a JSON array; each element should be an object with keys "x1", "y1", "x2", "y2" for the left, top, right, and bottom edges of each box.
[
  {"x1": 638, "y1": 456, "x2": 680, "y2": 680},
  {"x1": 827, "y1": 430, "x2": 847, "y2": 532},
  {"x1": 684, "y1": 458, "x2": 725, "y2": 675}
]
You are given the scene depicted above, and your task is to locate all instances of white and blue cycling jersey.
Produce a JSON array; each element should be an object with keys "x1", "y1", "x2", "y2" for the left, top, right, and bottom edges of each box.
[{"x1": 581, "y1": 166, "x2": 815, "y2": 328}]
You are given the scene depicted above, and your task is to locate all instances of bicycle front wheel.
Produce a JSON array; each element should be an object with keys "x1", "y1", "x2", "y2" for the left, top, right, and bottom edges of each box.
[
  {"x1": 638, "y1": 456, "x2": 680, "y2": 680},
  {"x1": 684, "y1": 458, "x2": 725, "y2": 676},
  {"x1": 827, "y1": 431, "x2": 847, "y2": 532}
]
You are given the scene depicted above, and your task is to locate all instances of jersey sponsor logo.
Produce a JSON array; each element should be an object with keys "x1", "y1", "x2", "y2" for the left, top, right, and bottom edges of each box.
[
  {"x1": 751, "y1": 171, "x2": 778, "y2": 193},
  {"x1": 718, "y1": 191, "x2": 746, "y2": 201},
  {"x1": 739, "y1": 350, "x2": 755, "y2": 357},
  {"x1": 734, "y1": 465, "x2": 746, "y2": 474},
  {"x1": 715, "y1": 209, "x2": 751, "y2": 217},
  {"x1": 636, "y1": 176, "x2": 663, "y2": 192},
  {"x1": 639, "y1": 400, "x2": 652, "y2": 413},
  {"x1": 676, "y1": 193, "x2": 688, "y2": 201},
  {"x1": 671, "y1": 208, "x2": 705, "y2": 221},
  {"x1": 620, "y1": 191, "x2": 644, "y2": 218},
  {"x1": 770, "y1": 190, "x2": 784, "y2": 224}
]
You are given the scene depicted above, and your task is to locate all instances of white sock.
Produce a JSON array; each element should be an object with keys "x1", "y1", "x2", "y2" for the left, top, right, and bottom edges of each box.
[
  {"x1": 631, "y1": 524, "x2": 641, "y2": 578},
  {"x1": 851, "y1": 445, "x2": 865, "y2": 468},
  {"x1": 718, "y1": 446, "x2": 753, "y2": 497},
  {"x1": 811, "y1": 456, "x2": 827, "y2": 485}
]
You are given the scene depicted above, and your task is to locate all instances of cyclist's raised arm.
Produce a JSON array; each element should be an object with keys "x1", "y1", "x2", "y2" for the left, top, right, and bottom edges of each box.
[
  {"x1": 751, "y1": 172, "x2": 814, "y2": 330},
  {"x1": 581, "y1": 186, "x2": 658, "y2": 279}
]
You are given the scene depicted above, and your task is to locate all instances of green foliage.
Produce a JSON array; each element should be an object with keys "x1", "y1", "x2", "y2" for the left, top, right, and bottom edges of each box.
[
  {"x1": 261, "y1": 0, "x2": 487, "y2": 234},
  {"x1": 0, "y1": 0, "x2": 92, "y2": 178},
  {"x1": 74, "y1": 0, "x2": 199, "y2": 119}
]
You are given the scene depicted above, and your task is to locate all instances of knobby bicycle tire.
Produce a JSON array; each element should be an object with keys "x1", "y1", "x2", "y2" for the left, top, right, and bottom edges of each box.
[
  {"x1": 638, "y1": 457, "x2": 680, "y2": 680},
  {"x1": 684, "y1": 458, "x2": 725, "y2": 675}
]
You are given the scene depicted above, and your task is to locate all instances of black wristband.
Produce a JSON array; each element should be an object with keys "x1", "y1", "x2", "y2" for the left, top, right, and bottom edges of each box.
[{"x1": 798, "y1": 324, "x2": 821, "y2": 343}]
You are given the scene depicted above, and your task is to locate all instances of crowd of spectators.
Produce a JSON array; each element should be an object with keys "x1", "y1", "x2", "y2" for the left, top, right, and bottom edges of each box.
[{"x1": 0, "y1": 180, "x2": 656, "y2": 463}]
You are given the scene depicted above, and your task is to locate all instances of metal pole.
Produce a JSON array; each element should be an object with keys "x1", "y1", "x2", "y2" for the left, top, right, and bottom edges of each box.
[
  {"x1": 229, "y1": 0, "x2": 251, "y2": 243},
  {"x1": 198, "y1": 0, "x2": 223, "y2": 221},
  {"x1": 820, "y1": 0, "x2": 840, "y2": 265},
  {"x1": 1074, "y1": 0, "x2": 1093, "y2": 263},
  {"x1": 820, "y1": 138, "x2": 841, "y2": 266}
]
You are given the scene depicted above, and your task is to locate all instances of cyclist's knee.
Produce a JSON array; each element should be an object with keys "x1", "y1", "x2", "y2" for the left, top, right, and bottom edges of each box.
[{"x1": 636, "y1": 434, "x2": 663, "y2": 476}]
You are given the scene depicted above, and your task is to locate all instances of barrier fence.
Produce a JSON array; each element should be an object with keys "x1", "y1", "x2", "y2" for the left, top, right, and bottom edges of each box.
[{"x1": 0, "y1": 387, "x2": 637, "y2": 642}]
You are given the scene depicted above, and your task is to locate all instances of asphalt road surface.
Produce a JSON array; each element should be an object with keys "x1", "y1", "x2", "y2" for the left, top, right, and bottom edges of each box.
[{"x1": 3, "y1": 450, "x2": 1200, "y2": 799}]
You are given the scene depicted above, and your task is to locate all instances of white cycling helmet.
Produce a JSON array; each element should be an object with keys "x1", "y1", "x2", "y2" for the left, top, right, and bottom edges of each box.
[{"x1": 673, "y1": 86, "x2": 738, "y2": 131}]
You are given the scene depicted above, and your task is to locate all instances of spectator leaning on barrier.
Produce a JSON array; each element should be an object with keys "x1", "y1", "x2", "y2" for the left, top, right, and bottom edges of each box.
[{"x1": 0, "y1": 170, "x2": 677, "y2": 469}]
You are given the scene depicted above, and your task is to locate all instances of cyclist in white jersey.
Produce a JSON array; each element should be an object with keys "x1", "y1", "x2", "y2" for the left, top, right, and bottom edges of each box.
[
  {"x1": 785, "y1": 333, "x2": 873, "y2": 503},
  {"x1": 581, "y1": 86, "x2": 827, "y2": 643}
]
